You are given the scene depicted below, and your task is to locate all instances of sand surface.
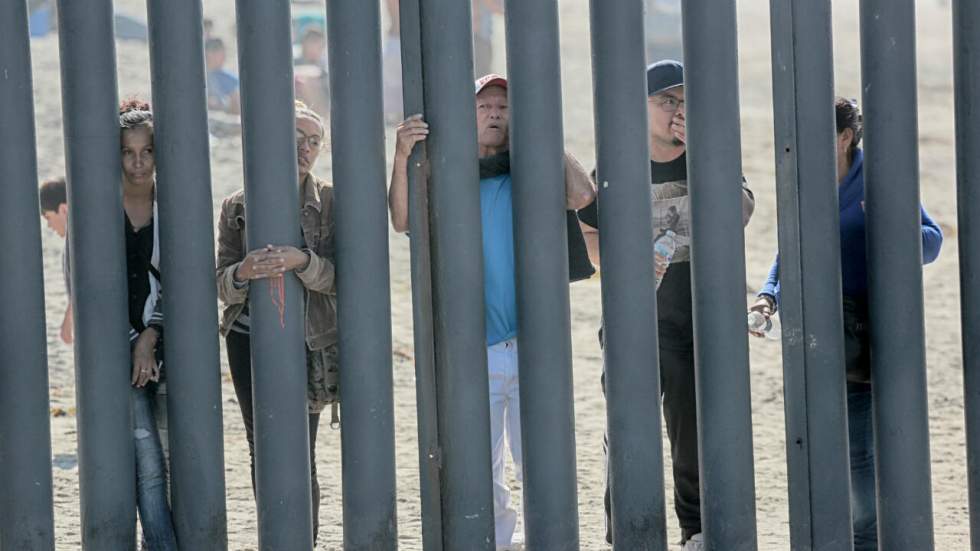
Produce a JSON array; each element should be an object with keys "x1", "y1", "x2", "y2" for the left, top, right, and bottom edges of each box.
[{"x1": 30, "y1": 0, "x2": 967, "y2": 548}]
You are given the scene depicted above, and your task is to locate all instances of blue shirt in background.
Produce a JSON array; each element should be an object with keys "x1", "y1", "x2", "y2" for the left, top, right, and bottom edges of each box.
[
  {"x1": 480, "y1": 174, "x2": 518, "y2": 346},
  {"x1": 207, "y1": 68, "x2": 239, "y2": 110},
  {"x1": 759, "y1": 148, "x2": 944, "y2": 305}
]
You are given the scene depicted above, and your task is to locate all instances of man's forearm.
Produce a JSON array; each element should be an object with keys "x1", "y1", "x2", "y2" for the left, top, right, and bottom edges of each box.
[
  {"x1": 566, "y1": 178, "x2": 596, "y2": 210},
  {"x1": 582, "y1": 223, "x2": 600, "y2": 266},
  {"x1": 564, "y1": 153, "x2": 597, "y2": 210},
  {"x1": 388, "y1": 154, "x2": 410, "y2": 232},
  {"x1": 741, "y1": 186, "x2": 755, "y2": 227}
]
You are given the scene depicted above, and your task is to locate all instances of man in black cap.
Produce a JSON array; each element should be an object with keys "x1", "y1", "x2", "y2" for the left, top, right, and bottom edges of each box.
[{"x1": 578, "y1": 59, "x2": 755, "y2": 550}]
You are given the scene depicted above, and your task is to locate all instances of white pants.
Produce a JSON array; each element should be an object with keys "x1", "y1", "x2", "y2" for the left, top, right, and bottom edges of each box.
[{"x1": 488, "y1": 338, "x2": 522, "y2": 547}]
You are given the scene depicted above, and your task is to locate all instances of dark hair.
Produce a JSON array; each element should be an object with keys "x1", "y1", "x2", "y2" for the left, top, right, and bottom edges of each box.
[
  {"x1": 119, "y1": 98, "x2": 153, "y2": 131},
  {"x1": 302, "y1": 27, "x2": 324, "y2": 42},
  {"x1": 835, "y1": 96, "x2": 863, "y2": 162},
  {"x1": 205, "y1": 37, "x2": 225, "y2": 52},
  {"x1": 39, "y1": 177, "x2": 67, "y2": 214}
]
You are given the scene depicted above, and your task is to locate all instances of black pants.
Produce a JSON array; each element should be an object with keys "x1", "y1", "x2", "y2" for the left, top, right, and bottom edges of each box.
[
  {"x1": 225, "y1": 331, "x2": 322, "y2": 542},
  {"x1": 659, "y1": 344, "x2": 701, "y2": 541},
  {"x1": 602, "y1": 344, "x2": 701, "y2": 543},
  {"x1": 604, "y1": 262, "x2": 701, "y2": 543}
]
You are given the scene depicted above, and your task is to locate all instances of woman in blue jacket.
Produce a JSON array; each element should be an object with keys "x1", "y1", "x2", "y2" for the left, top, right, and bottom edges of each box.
[{"x1": 749, "y1": 97, "x2": 943, "y2": 551}]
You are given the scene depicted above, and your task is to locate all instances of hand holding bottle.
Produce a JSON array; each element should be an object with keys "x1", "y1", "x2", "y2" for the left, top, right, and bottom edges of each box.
[
  {"x1": 654, "y1": 229, "x2": 677, "y2": 289},
  {"x1": 747, "y1": 295, "x2": 780, "y2": 340}
]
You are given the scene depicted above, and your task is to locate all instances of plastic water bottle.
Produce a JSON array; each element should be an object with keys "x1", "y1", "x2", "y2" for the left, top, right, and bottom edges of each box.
[
  {"x1": 654, "y1": 229, "x2": 677, "y2": 289},
  {"x1": 747, "y1": 310, "x2": 781, "y2": 340}
]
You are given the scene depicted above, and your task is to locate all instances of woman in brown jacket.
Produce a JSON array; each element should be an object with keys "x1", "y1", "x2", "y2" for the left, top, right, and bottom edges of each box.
[{"x1": 215, "y1": 101, "x2": 337, "y2": 542}]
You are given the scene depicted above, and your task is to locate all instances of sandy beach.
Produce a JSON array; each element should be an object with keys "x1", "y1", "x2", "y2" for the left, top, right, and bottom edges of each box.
[{"x1": 30, "y1": 0, "x2": 968, "y2": 548}]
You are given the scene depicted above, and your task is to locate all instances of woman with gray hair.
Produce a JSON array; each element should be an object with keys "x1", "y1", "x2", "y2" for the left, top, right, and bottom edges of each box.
[{"x1": 215, "y1": 101, "x2": 339, "y2": 544}]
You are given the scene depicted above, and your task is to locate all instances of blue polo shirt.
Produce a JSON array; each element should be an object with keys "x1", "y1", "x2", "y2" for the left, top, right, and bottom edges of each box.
[{"x1": 480, "y1": 174, "x2": 518, "y2": 346}]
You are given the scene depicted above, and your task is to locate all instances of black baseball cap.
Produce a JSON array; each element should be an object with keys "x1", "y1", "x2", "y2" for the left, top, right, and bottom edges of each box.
[{"x1": 647, "y1": 60, "x2": 684, "y2": 96}]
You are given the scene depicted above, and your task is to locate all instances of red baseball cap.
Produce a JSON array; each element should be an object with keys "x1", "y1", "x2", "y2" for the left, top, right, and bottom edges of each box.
[{"x1": 475, "y1": 73, "x2": 508, "y2": 94}]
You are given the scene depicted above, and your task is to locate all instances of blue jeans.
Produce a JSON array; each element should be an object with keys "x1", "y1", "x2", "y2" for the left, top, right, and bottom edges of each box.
[
  {"x1": 132, "y1": 383, "x2": 178, "y2": 550},
  {"x1": 848, "y1": 382, "x2": 877, "y2": 551}
]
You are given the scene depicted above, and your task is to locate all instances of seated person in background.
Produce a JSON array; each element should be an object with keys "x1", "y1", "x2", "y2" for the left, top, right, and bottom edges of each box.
[
  {"x1": 294, "y1": 27, "x2": 327, "y2": 70},
  {"x1": 472, "y1": 0, "x2": 504, "y2": 77},
  {"x1": 205, "y1": 37, "x2": 241, "y2": 114},
  {"x1": 293, "y1": 27, "x2": 330, "y2": 115}
]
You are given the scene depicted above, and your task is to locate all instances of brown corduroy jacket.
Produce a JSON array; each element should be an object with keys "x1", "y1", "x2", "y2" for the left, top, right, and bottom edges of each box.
[{"x1": 216, "y1": 174, "x2": 338, "y2": 350}]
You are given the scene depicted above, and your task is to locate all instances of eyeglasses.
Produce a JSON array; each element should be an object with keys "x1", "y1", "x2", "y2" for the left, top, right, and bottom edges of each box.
[
  {"x1": 296, "y1": 134, "x2": 323, "y2": 150},
  {"x1": 652, "y1": 94, "x2": 685, "y2": 113}
]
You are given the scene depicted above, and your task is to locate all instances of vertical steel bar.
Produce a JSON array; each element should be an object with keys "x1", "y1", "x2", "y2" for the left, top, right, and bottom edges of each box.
[
  {"x1": 858, "y1": 0, "x2": 935, "y2": 548},
  {"x1": 504, "y1": 0, "x2": 580, "y2": 548},
  {"x1": 397, "y1": 0, "x2": 445, "y2": 547},
  {"x1": 0, "y1": 1, "x2": 55, "y2": 548},
  {"x1": 769, "y1": 0, "x2": 853, "y2": 549},
  {"x1": 681, "y1": 0, "x2": 758, "y2": 548},
  {"x1": 769, "y1": 2, "x2": 811, "y2": 538},
  {"x1": 417, "y1": 0, "x2": 496, "y2": 546},
  {"x1": 56, "y1": 0, "x2": 138, "y2": 547},
  {"x1": 145, "y1": 0, "x2": 228, "y2": 547},
  {"x1": 953, "y1": 0, "x2": 980, "y2": 548},
  {"x1": 326, "y1": 1, "x2": 399, "y2": 549},
  {"x1": 589, "y1": 1, "x2": 667, "y2": 548},
  {"x1": 235, "y1": 1, "x2": 314, "y2": 548}
]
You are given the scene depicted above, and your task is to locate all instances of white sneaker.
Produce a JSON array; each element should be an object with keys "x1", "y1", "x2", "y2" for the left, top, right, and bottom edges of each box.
[{"x1": 682, "y1": 533, "x2": 704, "y2": 551}]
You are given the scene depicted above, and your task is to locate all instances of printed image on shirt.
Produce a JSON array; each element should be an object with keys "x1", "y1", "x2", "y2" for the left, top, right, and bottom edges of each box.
[{"x1": 651, "y1": 180, "x2": 691, "y2": 263}]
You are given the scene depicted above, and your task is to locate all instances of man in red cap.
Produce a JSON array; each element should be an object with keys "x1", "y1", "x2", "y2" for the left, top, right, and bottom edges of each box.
[{"x1": 388, "y1": 74, "x2": 595, "y2": 549}]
